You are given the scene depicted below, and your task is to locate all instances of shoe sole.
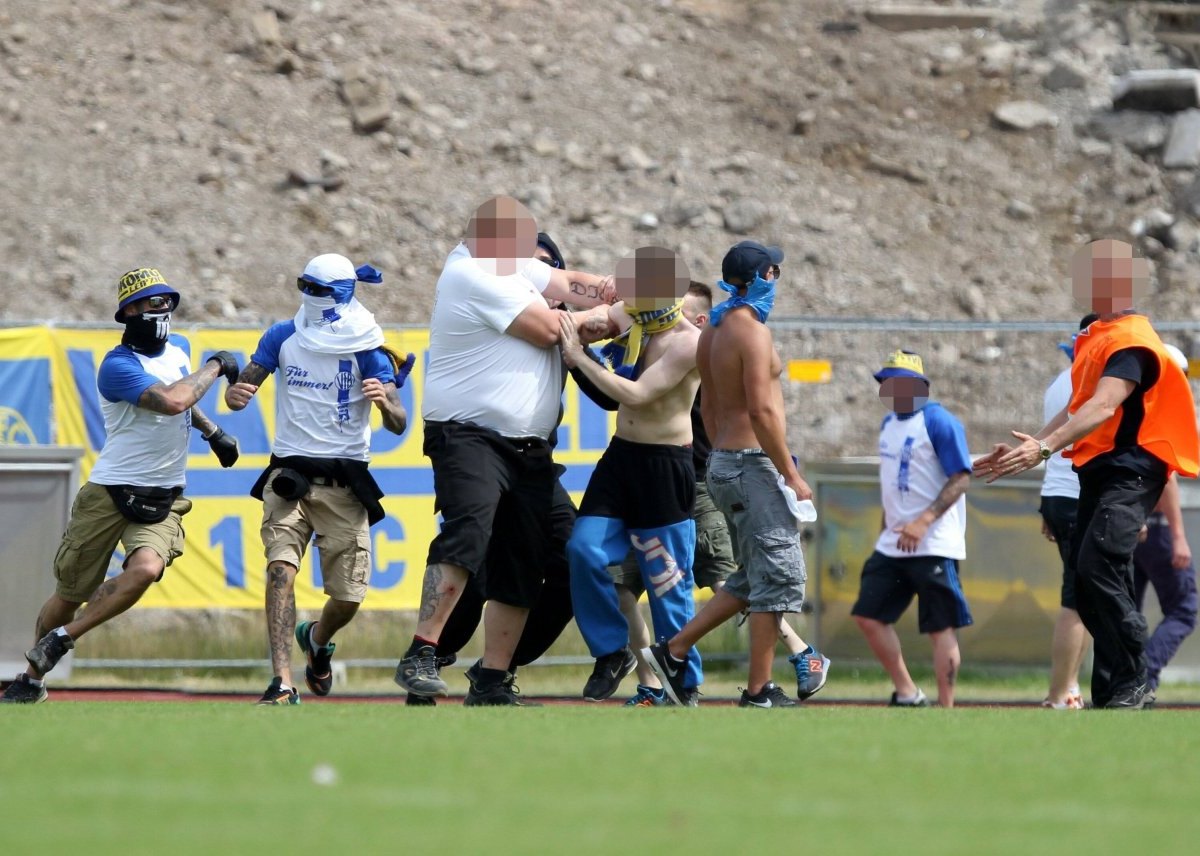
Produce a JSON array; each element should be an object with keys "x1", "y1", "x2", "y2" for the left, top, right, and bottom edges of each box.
[
  {"x1": 797, "y1": 656, "x2": 831, "y2": 701},
  {"x1": 582, "y1": 651, "x2": 636, "y2": 702},
  {"x1": 641, "y1": 646, "x2": 685, "y2": 706}
]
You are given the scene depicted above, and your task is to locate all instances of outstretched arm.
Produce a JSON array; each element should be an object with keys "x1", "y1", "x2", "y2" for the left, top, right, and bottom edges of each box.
[
  {"x1": 138, "y1": 361, "x2": 223, "y2": 416},
  {"x1": 544, "y1": 270, "x2": 617, "y2": 308},
  {"x1": 559, "y1": 314, "x2": 694, "y2": 407}
]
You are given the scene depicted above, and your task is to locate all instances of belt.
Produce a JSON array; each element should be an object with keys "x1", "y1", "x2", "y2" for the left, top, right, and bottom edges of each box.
[
  {"x1": 309, "y1": 475, "x2": 347, "y2": 488},
  {"x1": 713, "y1": 448, "x2": 766, "y2": 457},
  {"x1": 1146, "y1": 512, "x2": 1168, "y2": 527},
  {"x1": 504, "y1": 436, "x2": 549, "y2": 454}
]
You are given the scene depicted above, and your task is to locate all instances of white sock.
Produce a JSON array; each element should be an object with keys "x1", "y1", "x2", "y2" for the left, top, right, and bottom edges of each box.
[
  {"x1": 309, "y1": 623, "x2": 322, "y2": 651},
  {"x1": 28, "y1": 676, "x2": 44, "y2": 687},
  {"x1": 896, "y1": 689, "x2": 921, "y2": 703},
  {"x1": 53, "y1": 627, "x2": 71, "y2": 638}
]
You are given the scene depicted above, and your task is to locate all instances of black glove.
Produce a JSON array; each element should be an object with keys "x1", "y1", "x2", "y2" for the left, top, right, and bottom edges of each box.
[
  {"x1": 205, "y1": 427, "x2": 240, "y2": 468},
  {"x1": 206, "y1": 350, "x2": 240, "y2": 386}
]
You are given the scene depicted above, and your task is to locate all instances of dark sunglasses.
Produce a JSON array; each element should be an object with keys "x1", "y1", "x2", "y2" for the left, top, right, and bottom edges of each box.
[
  {"x1": 297, "y1": 279, "x2": 335, "y2": 297},
  {"x1": 769, "y1": 265, "x2": 781, "y2": 278},
  {"x1": 144, "y1": 295, "x2": 173, "y2": 311}
]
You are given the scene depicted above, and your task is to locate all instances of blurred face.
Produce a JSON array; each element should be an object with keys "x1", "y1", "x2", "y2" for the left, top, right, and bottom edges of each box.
[
  {"x1": 878, "y1": 376, "x2": 929, "y2": 414},
  {"x1": 466, "y1": 196, "x2": 537, "y2": 274},
  {"x1": 1070, "y1": 239, "x2": 1148, "y2": 316},
  {"x1": 615, "y1": 247, "x2": 690, "y2": 312}
]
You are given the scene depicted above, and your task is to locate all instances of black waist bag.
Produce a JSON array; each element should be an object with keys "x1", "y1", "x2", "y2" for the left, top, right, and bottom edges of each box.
[{"x1": 105, "y1": 485, "x2": 182, "y2": 524}]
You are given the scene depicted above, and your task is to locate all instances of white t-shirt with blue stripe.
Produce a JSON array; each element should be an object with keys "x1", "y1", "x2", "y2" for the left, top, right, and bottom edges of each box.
[
  {"x1": 875, "y1": 402, "x2": 971, "y2": 560},
  {"x1": 252, "y1": 321, "x2": 394, "y2": 461}
]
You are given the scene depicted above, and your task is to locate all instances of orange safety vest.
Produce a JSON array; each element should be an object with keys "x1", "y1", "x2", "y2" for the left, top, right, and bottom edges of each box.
[{"x1": 1065, "y1": 313, "x2": 1199, "y2": 477}]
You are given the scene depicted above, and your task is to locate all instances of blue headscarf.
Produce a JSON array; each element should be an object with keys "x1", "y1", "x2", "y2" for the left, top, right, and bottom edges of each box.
[
  {"x1": 299, "y1": 262, "x2": 383, "y2": 306},
  {"x1": 708, "y1": 274, "x2": 777, "y2": 326}
]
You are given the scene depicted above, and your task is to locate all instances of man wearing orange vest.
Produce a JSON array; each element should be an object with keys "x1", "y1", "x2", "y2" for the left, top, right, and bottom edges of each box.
[{"x1": 973, "y1": 239, "x2": 1199, "y2": 709}]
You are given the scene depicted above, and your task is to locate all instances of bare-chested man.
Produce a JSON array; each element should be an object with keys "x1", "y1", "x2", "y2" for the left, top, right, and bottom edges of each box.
[
  {"x1": 559, "y1": 246, "x2": 705, "y2": 704},
  {"x1": 645, "y1": 241, "x2": 812, "y2": 709}
]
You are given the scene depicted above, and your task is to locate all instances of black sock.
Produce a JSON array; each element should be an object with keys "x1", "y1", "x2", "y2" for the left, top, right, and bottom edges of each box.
[
  {"x1": 405, "y1": 636, "x2": 438, "y2": 658},
  {"x1": 475, "y1": 666, "x2": 508, "y2": 690}
]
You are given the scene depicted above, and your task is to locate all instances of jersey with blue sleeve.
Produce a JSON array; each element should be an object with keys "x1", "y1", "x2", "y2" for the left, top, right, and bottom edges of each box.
[
  {"x1": 89, "y1": 335, "x2": 193, "y2": 489},
  {"x1": 874, "y1": 402, "x2": 968, "y2": 559},
  {"x1": 252, "y1": 323, "x2": 395, "y2": 460}
]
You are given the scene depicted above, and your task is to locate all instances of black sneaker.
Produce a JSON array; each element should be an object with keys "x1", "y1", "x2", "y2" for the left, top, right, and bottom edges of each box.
[
  {"x1": 1103, "y1": 685, "x2": 1148, "y2": 710},
  {"x1": 0, "y1": 674, "x2": 47, "y2": 704},
  {"x1": 739, "y1": 681, "x2": 797, "y2": 709},
  {"x1": 678, "y1": 687, "x2": 701, "y2": 708},
  {"x1": 256, "y1": 677, "x2": 299, "y2": 706},
  {"x1": 582, "y1": 647, "x2": 636, "y2": 701},
  {"x1": 25, "y1": 631, "x2": 73, "y2": 677},
  {"x1": 1144, "y1": 688, "x2": 1157, "y2": 710},
  {"x1": 295, "y1": 621, "x2": 335, "y2": 697},
  {"x1": 464, "y1": 673, "x2": 541, "y2": 707},
  {"x1": 394, "y1": 645, "x2": 448, "y2": 697},
  {"x1": 642, "y1": 643, "x2": 689, "y2": 706}
]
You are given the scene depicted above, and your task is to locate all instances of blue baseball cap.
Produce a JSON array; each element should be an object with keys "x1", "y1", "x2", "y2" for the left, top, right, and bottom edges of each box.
[{"x1": 721, "y1": 240, "x2": 784, "y2": 284}]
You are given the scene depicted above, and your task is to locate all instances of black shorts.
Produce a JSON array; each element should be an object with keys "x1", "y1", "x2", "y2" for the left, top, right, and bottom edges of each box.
[
  {"x1": 578, "y1": 436, "x2": 695, "y2": 528},
  {"x1": 851, "y1": 551, "x2": 974, "y2": 634},
  {"x1": 1039, "y1": 495, "x2": 1079, "y2": 609},
  {"x1": 478, "y1": 475, "x2": 576, "y2": 594},
  {"x1": 424, "y1": 421, "x2": 555, "y2": 608}
]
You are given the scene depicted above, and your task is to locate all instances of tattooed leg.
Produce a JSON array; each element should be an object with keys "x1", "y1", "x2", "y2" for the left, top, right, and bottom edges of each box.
[
  {"x1": 931, "y1": 628, "x2": 961, "y2": 708},
  {"x1": 34, "y1": 595, "x2": 83, "y2": 645},
  {"x1": 413, "y1": 562, "x2": 469, "y2": 641},
  {"x1": 266, "y1": 561, "x2": 299, "y2": 680},
  {"x1": 65, "y1": 547, "x2": 163, "y2": 639}
]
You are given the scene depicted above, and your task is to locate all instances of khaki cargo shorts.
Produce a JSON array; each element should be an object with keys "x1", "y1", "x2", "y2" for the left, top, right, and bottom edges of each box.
[
  {"x1": 261, "y1": 469, "x2": 372, "y2": 603},
  {"x1": 54, "y1": 481, "x2": 191, "y2": 602}
]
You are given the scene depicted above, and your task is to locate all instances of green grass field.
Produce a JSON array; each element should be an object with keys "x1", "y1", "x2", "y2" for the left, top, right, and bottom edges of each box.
[{"x1": 3, "y1": 703, "x2": 1200, "y2": 855}]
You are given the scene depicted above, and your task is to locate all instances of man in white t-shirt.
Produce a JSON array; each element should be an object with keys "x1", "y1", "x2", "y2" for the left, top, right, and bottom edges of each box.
[
  {"x1": 2, "y1": 268, "x2": 241, "y2": 704},
  {"x1": 395, "y1": 196, "x2": 615, "y2": 706},
  {"x1": 851, "y1": 350, "x2": 973, "y2": 708},
  {"x1": 225, "y1": 254, "x2": 411, "y2": 706}
]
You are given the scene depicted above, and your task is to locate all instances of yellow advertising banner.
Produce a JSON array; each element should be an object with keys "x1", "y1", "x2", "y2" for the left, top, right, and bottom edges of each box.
[{"x1": 0, "y1": 327, "x2": 614, "y2": 609}]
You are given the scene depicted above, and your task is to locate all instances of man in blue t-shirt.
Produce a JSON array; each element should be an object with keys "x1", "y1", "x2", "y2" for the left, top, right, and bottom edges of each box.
[
  {"x1": 2, "y1": 268, "x2": 241, "y2": 704},
  {"x1": 851, "y1": 350, "x2": 973, "y2": 708},
  {"x1": 226, "y1": 254, "x2": 411, "y2": 706}
]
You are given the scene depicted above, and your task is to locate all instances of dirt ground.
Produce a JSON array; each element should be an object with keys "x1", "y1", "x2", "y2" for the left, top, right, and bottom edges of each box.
[{"x1": 3, "y1": 0, "x2": 1198, "y2": 455}]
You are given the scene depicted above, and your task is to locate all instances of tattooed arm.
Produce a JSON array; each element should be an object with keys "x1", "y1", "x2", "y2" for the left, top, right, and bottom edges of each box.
[
  {"x1": 190, "y1": 406, "x2": 219, "y2": 438},
  {"x1": 137, "y1": 361, "x2": 222, "y2": 416},
  {"x1": 544, "y1": 269, "x2": 616, "y2": 308},
  {"x1": 225, "y1": 361, "x2": 271, "y2": 412}
]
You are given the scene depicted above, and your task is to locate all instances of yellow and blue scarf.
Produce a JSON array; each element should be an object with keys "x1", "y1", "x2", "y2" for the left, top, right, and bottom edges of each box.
[{"x1": 600, "y1": 300, "x2": 685, "y2": 379}]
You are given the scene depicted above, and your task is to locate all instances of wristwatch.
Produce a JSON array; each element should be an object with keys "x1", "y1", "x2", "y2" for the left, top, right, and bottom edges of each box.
[{"x1": 1038, "y1": 440, "x2": 1052, "y2": 460}]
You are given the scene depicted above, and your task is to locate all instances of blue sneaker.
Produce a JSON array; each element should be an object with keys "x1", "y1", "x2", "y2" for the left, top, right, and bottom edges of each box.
[
  {"x1": 624, "y1": 684, "x2": 671, "y2": 707},
  {"x1": 789, "y1": 646, "x2": 831, "y2": 701}
]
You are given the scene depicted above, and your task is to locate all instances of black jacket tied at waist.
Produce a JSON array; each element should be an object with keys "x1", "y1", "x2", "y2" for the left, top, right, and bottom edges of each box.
[{"x1": 250, "y1": 454, "x2": 386, "y2": 526}]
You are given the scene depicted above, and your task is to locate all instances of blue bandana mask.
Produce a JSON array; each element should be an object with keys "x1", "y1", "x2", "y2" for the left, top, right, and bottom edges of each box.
[{"x1": 709, "y1": 274, "x2": 777, "y2": 326}]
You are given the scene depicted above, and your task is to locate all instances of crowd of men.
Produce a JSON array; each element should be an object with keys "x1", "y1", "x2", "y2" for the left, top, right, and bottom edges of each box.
[{"x1": 2, "y1": 202, "x2": 1197, "y2": 710}]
